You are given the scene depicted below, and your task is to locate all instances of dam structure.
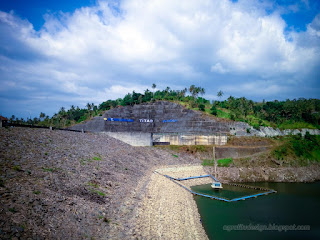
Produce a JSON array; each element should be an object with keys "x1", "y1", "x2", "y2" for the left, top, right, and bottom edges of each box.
[
  {"x1": 70, "y1": 101, "x2": 320, "y2": 146},
  {"x1": 70, "y1": 101, "x2": 229, "y2": 146}
]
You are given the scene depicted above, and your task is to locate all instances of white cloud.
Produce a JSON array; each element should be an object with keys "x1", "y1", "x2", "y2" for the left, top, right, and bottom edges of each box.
[
  {"x1": 105, "y1": 84, "x2": 149, "y2": 98},
  {"x1": 307, "y1": 13, "x2": 320, "y2": 37},
  {"x1": 211, "y1": 63, "x2": 229, "y2": 74},
  {"x1": 222, "y1": 80, "x2": 284, "y2": 97},
  {"x1": 0, "y1": 0, "x2": 319, "y2": 117}
]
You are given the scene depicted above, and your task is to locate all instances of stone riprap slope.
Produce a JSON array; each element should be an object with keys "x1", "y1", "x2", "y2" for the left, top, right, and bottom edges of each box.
[
  {"x1": 0, "y1": 128, "x2": 199, "y2": 240},
  {"x1": 71, "y1": 101, "x2": 230, "y2": 134},
  {"x1": 70, "y1": 101, "x2": 320, "y2": 138},
  {"x1": 205, "y1": 165, "x2": 320, "y2": 182},
  {"x1": 135, "y1": 166, "x2": 209, "y2": 240},
  {"x1": 229, "y1": 122, "x2": 320, "y2": 137}
]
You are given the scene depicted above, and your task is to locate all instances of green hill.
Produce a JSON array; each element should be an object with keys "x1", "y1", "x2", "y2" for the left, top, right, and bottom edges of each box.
[{"x1": 8, "y1": 85, "x2": 320, "y2": 130}]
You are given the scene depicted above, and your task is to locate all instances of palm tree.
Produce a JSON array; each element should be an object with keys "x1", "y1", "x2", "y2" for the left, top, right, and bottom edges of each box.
[
  {"x1": 217, "y1": 90, "x2": 224, "y2": 99},
  {"x1": 200, "y1": 87, "x2": 205, "y2": 96},
  {"x1": 59, "y1": 107, "x2": 65, "y2": 113},
  {"x1": 86, "y1": 103, "x2": 91, "y2": 111},
  {"x1": 86, "y1": 103, "x2": 92, "y2": 117},
  {"x1": 152, "y1": 83, "x2": 156, "y2": 90},
  {"x1": 199, "y1": 87, "x2": 205, "y2": 104},
  {"x1": 182, "y1": 88, "x2": 187, "y2": 96},
  {"x1": 189, "y1": 85, "x2": 203, "y2": 99},
  {"x1": 152, "y1": 83, "x2": 156, "y2": 99},
  {"x1": 189, "y1": 85, "x2": 195, "y2": 97},
  {"x1": 39, "y1": 112, "x2": 46, "y2": 120},
  {"x1": 10, "y1": 115, "x2": 15, "y2": 123}
]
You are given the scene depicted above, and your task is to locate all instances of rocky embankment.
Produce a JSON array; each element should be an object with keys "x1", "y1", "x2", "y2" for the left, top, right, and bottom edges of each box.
[
  {"x1": 230, "y1": 122, "x2": 320, "y2": 137},
  {"x1": 0, "y1": 127, "x2": 200, "y2": 239},
  {"x1": 134, "y1": 166, "x2": 209, "y2": 240},
  {"x1": 205, "y1": 165, "x2": 320, "y2": 183}
]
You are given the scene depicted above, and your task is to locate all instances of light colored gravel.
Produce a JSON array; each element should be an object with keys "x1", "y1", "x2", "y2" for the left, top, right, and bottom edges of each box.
[{"x1": 133, "y1": 165, "x2": 209, "y2": 240}]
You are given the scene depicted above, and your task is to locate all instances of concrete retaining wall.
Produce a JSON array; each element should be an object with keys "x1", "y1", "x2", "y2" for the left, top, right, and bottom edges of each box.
[
  {"x1": 153, "y1": 133, "x2": 227, "y2": 145},
  {"x1": 102, "y1": 132, "x2": 152, "y2": 146}
]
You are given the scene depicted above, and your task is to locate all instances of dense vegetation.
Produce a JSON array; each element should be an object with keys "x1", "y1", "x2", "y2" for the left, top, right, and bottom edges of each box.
[
  {"x1": 7, "y1": 84, "x2": 320, "y2": 130},
  {"x1": 272, "y1": 133, "x2": 320, "y2": 166},
  {"x1": 214, "y1": 97, "x2": 320, "y2": 130}
]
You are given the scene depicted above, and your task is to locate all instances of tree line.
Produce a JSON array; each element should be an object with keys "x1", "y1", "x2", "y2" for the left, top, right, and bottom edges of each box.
[
  {"x1": 7, "y1": 84, "x2": 320, "y2": 129},
  {"x1": 212, "y1": 97, "x2": 320, "y2": 129}
]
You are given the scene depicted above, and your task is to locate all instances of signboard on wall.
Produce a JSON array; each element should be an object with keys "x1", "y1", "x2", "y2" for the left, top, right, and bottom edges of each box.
[
  {"x1": 104, "y1": 118, "x2": 177, "y2": 123},
  {"x1": 163, "y1": 119, "x2": 177, "y2": 123},
  {"x1": 104, "y1": 118, "x2": 134, "y2": 122},
  {"x1": 139, "y1": 119, "x2": 154, "y2": 123}
]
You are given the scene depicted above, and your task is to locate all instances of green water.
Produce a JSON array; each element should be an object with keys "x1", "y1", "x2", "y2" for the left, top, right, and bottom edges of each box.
[{"x1": 191, "y1": 182, "x2": 320, "y2": 240}]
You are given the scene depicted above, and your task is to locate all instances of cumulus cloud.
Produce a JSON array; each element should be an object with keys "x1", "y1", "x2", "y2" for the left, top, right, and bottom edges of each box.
[
  {"x1": 0, "y1": 0, "x2": 319, "y2": 118},
  {"x1": 211, "y1": 63, "x2": 229, "y2": 74},
  {"x1": 308, "y1": 13, "x2": 320, "y2": 37}
]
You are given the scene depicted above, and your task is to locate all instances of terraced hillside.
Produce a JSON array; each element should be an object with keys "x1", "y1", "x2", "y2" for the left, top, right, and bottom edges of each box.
[
  {"x1": 71, "y1": 101, "x2": 230, "y2": 134},
  {"x1": 70, "y1": 101, "x2": 320, "y2": 140}
]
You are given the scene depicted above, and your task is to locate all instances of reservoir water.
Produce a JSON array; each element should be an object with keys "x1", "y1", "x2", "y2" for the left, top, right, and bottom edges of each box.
[{"x1": 191, "y1": 182, "x2": 320, "y2": 240}]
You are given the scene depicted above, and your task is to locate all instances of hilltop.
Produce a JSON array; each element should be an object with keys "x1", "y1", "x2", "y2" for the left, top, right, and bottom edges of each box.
[{"x1": 6, "y1": 86, "x2": 320, "y2": 131}]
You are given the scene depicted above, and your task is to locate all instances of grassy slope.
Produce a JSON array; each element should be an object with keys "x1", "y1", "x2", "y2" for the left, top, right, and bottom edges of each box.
[
  {"x1": 157, "y1": 135, "x2": 320, "y2": 168},
  {"x1": 171, "y1": 100, "x2": 319, "y2": 130}
]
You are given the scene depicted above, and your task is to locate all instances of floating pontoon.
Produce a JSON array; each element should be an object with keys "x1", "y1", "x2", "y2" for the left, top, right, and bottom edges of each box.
[{"x1": 211, "y1": 181, "x2": 223, "y2": 190}]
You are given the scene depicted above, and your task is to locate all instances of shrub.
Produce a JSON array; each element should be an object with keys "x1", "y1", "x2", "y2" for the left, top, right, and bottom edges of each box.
[
  {"x1": 217, "y1": 158, "x2": 233, "y2": 167},
  {"x1": 92, "y1": 156, "x2": 102, "y2": 161},
  {"x1": 199, "y1": 104, "x2": 205, "y2": 111},
  {"x1": 273, "y1": 146, "x2": 287, "y2": 160},
  {"x1": 202, "y1": 159, "x2": 215, "y2": 166},
  {"x1": 210, "y1": 106, "x2": 217, "y2": 116},
  {"x1": 12, "y1": 165, "x2": 22, "y2": 171},
  {"x1": 271, "y1": 134, "x2": 320, "y2": 165}
]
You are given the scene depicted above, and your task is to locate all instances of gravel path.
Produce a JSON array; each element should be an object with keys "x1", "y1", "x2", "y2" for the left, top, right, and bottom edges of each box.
[{"x1": 0, "y1": 127, "x2": 200, "y2": 239}]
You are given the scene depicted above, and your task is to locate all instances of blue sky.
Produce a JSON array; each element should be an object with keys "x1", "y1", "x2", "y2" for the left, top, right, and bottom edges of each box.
[{"x1": 0, "y1": 0, "x2": 319, "y2": 119}]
